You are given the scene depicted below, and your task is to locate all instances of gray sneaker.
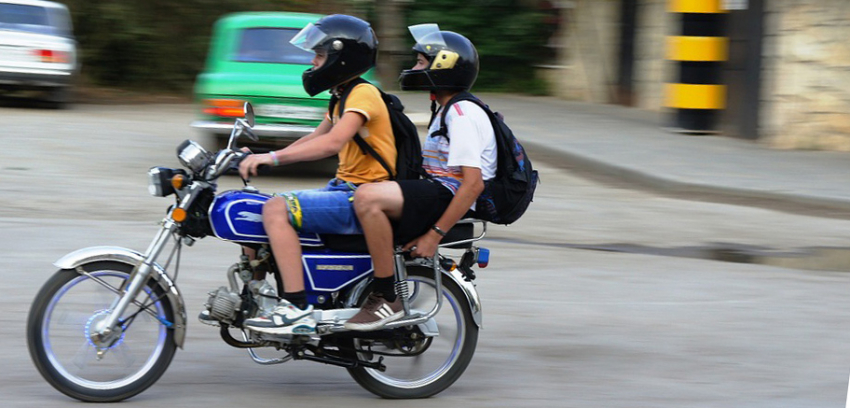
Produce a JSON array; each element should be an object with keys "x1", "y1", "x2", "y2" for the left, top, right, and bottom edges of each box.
[
  {"x1": 243, "y1": 299, "x2": 316, "y2": 335},
  {"x1": 198, "y1": 309, "x2": 220, "y2": 327},
  {"x1": 344, "y1": 293, "x2": 403, "y2": 331}
]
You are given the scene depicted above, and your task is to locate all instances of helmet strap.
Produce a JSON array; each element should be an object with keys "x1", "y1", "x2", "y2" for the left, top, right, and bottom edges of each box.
[{"x1": 429, "y1": 92, "x2": 438, "y2": 124}]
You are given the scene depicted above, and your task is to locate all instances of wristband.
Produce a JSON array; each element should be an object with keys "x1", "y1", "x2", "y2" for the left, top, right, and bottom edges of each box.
[
  {"x1": 269, "y1": 151, "x2": 280, "y2": 166},
  {"x1": 431, "y1": 225, "x2": 447, "y2": 237}
]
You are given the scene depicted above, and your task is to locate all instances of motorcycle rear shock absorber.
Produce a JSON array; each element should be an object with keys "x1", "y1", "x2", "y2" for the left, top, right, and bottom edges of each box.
[{"x1": 393, "y1": 253, "x2": 411, "y2": 316}]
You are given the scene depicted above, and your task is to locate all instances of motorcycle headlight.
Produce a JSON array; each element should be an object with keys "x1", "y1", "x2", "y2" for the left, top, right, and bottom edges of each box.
[
  {"x1": 148, "y1": 167, "x2": 187, "y2": 197},
  {"x1": 176, "y1": 140, "x2": 209, "y2": 174}
]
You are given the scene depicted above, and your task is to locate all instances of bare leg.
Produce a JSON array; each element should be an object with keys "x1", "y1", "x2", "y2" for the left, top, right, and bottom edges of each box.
[
  {"x1": 262, "y1": 196, "x2": 304, "y2": 292},
  {"x1": 353, "y1": 182, "x2": 404, "y2": 279}
]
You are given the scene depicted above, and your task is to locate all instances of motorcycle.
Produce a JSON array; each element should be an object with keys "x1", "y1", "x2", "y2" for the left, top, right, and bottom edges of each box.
[{"x1": 26, "y1": 103, "x2": 490, "y2": 402}]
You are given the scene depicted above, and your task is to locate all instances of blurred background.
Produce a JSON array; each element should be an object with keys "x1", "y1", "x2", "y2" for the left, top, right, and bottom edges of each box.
[
  {"x1": 7, "y1": 0, "x2": 845, "y2": 149},
  {"x1": 62, "y1": 0, "x2": 556, "y2": 94}
]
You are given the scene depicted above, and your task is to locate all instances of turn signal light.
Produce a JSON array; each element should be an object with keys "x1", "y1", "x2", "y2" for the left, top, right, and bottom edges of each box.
[
  {"x1": 171, "y1": 174, "x2": 186, "y2": 190},
  {"x1": 171, "y1": 208, "x2": 187, "y2": 222}
]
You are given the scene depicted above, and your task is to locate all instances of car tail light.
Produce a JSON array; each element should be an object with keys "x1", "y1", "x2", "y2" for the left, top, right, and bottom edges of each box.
[
  {"x1": 34, "y1": 49, "x2": 70, "y2": 63},
  {"x1": 202, "y1": 99, "x2": 247, "y2": 118}
]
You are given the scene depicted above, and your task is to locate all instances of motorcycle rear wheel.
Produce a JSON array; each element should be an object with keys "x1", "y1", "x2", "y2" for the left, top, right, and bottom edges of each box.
[
  {"x1": 345, "y1": 266, "x2": 479, "y2": 398},
  {"x1": 27, "y1": 261, "x2": 177, "y2": 402}
]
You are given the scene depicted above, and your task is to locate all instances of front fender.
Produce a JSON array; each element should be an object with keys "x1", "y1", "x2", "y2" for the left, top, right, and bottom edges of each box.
[{"x1": 55, "y1": 246, "x2": 188, "y2": 348}]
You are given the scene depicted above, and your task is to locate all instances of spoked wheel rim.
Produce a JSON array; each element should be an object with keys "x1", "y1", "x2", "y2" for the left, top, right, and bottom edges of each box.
[
  {"x1": 41, "y1": 271, "x2": 169, "y2": 390},
  {"x1": 355, "y1": 275, "x2": 467, "y2": 389}
]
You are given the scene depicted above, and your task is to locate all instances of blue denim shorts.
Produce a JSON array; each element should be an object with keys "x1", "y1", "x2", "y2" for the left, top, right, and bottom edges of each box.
[{"x1": 276, "y1": 179, "x2": 362, "y2": 235}]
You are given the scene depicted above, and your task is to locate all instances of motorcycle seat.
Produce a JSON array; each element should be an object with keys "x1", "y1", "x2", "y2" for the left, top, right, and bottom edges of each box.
[{"x1": 320, "y1": 222, "x2": 475, "y2": 253}]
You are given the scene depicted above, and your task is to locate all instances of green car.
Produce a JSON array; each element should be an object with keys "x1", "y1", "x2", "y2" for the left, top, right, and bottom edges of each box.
[{"x1": 193, "y1": 12, "x2": 375, "y2": 149}]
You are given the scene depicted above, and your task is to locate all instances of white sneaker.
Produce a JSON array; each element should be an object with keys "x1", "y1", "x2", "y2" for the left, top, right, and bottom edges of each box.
[{"x1": 243, "y1": 300, "x2": 316, "y2": 335}]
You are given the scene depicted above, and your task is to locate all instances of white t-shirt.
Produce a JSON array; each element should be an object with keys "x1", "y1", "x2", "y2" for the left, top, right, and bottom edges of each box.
[{"x1": 422, "y1": 100, "x2": 498, "y2": 197}]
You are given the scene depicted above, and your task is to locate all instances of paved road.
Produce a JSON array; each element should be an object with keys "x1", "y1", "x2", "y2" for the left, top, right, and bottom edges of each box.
[{"x1": 2, "y1": 104, "x2": 850, "y2": 407}]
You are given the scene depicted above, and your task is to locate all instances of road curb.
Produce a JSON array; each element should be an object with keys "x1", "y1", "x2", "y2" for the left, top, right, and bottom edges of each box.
[{"x1": 522, "y1": 140, "x2": 850, "y2": 219}]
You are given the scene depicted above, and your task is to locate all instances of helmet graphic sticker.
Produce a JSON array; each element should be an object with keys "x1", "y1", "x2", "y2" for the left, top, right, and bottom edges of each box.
[{"x1": 430, "y1": 50, "x2": 459, "y2": 70}]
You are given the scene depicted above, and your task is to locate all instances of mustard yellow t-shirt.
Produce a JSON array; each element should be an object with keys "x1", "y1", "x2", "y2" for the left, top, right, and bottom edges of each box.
[{"x1": 330, "y1": 83, "x2": 396, "y2": 184}]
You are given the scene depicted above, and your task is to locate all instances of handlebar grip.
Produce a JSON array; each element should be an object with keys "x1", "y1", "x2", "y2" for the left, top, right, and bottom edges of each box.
[{"x1": 257, "y1": 164, "x2": 271, "y2": 175}]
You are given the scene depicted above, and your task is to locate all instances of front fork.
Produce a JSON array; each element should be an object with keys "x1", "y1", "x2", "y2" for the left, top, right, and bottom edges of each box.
[{"x1": 91, "y1": 218, "x2": 178, "y2": 344}]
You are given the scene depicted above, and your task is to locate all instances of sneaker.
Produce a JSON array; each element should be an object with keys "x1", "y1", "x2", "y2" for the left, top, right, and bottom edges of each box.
[
  {"x1": 243, "y1": 300, "x2": 316, "y2": 335},
  {"x1": 344, "y1": 293, "x2": 404, "y2": 331},
  {"x1": 198, "y1": 309, "x2": 220, "y2": 327}
]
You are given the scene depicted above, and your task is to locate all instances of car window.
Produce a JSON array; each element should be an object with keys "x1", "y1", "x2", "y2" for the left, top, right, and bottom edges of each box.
[
  {"x1": 234, "y1": 28, "x2": 313, "y2": 65},
  {"x1": 47, "y1": 6, "x2": 73, "y2": 38},
  {"x1": 0, "y1": 3, "x2": 64, "y2": 36}
]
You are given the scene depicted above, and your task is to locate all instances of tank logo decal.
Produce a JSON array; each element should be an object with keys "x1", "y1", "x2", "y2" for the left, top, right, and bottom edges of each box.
[
  {"x1": 235, "y1": 211, "x2": 263, "y2": 223},
  {"x1": 316, "y1": 265, "x2": 355, "y2": 271}
]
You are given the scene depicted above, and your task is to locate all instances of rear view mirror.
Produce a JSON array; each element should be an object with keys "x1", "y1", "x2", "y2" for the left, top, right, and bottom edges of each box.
[{"x1": 244, "y1": 102, "x2": 255, "y2": 128}]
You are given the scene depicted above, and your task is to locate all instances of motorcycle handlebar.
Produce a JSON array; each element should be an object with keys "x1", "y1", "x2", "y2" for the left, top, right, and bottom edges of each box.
[{"x1": 228, "y1": 151, "x2": 271, "y2": 174}]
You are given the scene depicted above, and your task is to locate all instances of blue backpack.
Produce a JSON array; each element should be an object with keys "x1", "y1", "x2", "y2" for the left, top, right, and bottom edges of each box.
[{"x1": 433, "y1": 92, "x2": 539, "y2": 225}]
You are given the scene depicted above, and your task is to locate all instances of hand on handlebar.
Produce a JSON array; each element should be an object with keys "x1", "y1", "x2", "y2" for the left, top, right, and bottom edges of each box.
[{"x1": 238, "y1": 152, "x2": 273, "y2": 180}]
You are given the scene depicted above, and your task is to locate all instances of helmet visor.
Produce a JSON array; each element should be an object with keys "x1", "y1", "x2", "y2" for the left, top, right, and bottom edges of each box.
[
  {"x1": 408, "y1": 23, "x2": 446, "y2": 48},
  {"x1": 290, "y1": 23, "x2": 329, "y2": 52}
]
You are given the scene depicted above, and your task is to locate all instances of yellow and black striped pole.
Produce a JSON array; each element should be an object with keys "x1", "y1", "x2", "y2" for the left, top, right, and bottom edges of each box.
[{"x1": 666, "y1": 0, "x2": 728, "y2": 133}]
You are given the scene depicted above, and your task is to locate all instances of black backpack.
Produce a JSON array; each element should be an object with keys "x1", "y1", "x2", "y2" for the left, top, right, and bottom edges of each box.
[
  {"x1": 433, "y1": 92, "x2": 539, "y2": 225},
  {"x1": 329, "y1": 78, "x2": 426, "y2": 180}
]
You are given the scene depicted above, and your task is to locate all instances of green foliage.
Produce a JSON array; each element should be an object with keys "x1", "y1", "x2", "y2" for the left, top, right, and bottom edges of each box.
[
  {"x1": 58, "y1": 0, "x2": 553, "y2": 95},
  {"x1": 62, "y1": 0, "x2": 331, "y2": 92},
  {"x1": 405, "y1": 0, "x2": 553, "y2": 93}
]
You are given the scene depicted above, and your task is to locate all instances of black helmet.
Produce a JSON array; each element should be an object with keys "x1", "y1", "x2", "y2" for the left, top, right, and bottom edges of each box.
[
  {"x1": 290, "y1": 14, "x2": 378, "y2": 96},
  {"x1": 399, "y1": 24, "x2": 479, "y2": 92}
]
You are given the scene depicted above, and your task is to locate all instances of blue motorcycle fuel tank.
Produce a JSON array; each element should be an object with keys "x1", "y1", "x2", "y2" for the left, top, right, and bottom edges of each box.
[
  {"x1": 209, "y1": 190, "x2": 272, "y2": 244},
  {"x1": 209, "y1": 190, "x2": 373, "y2": 303}
]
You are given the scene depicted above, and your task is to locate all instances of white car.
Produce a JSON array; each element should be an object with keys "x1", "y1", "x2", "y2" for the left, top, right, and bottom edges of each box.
[{"x1": 0, "y1": 0, "x2": 77, "y2": 107}]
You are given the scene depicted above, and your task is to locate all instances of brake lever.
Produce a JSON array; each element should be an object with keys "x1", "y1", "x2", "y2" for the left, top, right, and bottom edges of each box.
[{"x1": 229, "y1": 151, "x2": 251, "y2": 185}]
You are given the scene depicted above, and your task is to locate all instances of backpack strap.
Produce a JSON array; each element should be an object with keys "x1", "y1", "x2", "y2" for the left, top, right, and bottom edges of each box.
[
  {"x1": 432, "y1": 91, "x2": 477, "y2": 141},
  {"x1": 352, "y1": 130, "x2": 395, "y2": 180},
  {"x1": 434, "y1": 92, "x2": 515, "y2": 178},
  {"x1": 328, "y1": 78, "x2": 395, "y2": 180},
  {"x1": 327, "y1": 77, "x2": 368, "y2": 121}
]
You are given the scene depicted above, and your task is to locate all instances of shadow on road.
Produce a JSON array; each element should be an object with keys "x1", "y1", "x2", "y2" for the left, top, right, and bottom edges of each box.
[{"x1": 0, "y1": 94, "x2": 63, "y2": 110}]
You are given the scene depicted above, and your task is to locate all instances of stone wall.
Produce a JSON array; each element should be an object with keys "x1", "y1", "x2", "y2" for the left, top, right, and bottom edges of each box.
[
  {"x1": 633, "y1": 0, "x2": 671, "y2": 111},
  {"x1": 543, "y1": 0, "x2": 671, "y2": 109},
  {"x1": 547, "y1": 1, "x2": 850, "y2": 150},
  {"x1": 762, "y1": 0, "x2": 850, "y2": 150},
  {"x1": 541, "y1": 0, "x2": 620, "y2": 103}
]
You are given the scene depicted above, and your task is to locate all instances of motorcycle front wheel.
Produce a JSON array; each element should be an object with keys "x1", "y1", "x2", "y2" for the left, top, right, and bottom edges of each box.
[
  {"x1": 345, "y1": 266, "x2": 479, "y2": 399},
  {"x1": 27, "y1": 261, "x2": 177, "y2": 402}
]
